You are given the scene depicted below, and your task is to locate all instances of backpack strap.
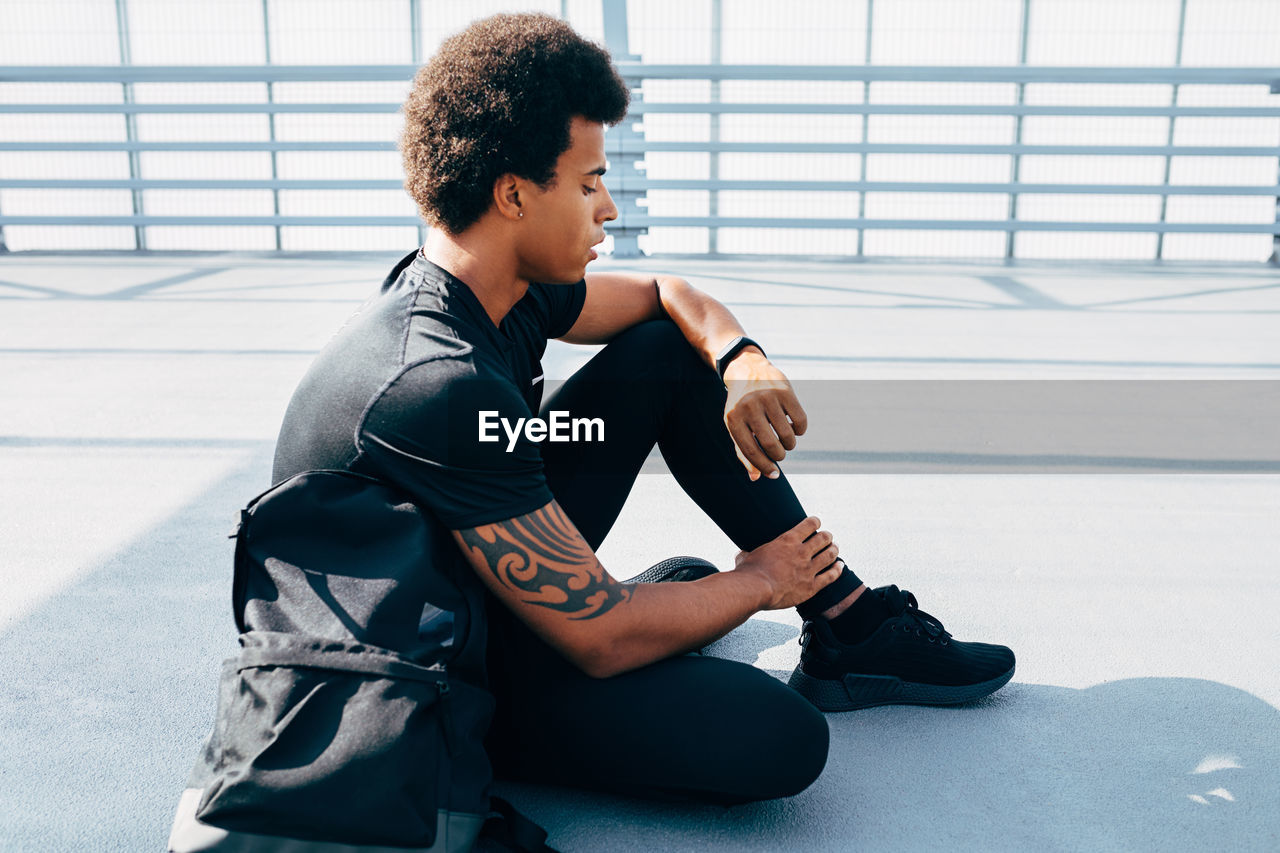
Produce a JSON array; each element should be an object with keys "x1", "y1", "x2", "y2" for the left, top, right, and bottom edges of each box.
[
  {"x1": 236, "y1": 634, "x2": 446, "y2": 685},
  {"x1": 226, "y1": 468, "x2": 398, "y2": 635},
  {"x1": 476, "y1": 797, "x2": 559, "y2": 853}
]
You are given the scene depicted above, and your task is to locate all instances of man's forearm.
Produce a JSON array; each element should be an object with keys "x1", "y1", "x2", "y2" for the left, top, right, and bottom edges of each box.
[
  {"x1": 585, "y1": 571, "x2": 771, "y2": 678},
  {"x1": 455, "y1": 501, "x2": 774, "y2": 680},
  {"x1": 655, "y1": 276, "x2": 761, "y2": 371}
]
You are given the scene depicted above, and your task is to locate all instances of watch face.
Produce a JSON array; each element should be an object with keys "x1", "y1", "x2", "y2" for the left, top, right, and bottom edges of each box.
[
  {"x1": 718, "y1": 336, "x2": 746, "y2": 363},
  {"x1": 717, "y1": 336, "x2": 754, "y2": 380}
]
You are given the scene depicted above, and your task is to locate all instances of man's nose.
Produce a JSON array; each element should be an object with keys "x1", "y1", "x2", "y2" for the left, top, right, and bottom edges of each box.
[{"x1": 599, "y1": 182, "x2": 618, "y2": 223}]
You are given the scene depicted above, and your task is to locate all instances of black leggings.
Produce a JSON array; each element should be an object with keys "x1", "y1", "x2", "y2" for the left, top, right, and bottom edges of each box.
[{"x1": 485, "y1": 320, "x2": 856, "y2": 805}]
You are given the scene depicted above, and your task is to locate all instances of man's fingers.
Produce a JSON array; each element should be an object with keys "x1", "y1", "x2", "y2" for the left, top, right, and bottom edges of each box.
[
  {"x1": 727, "y1": 419, "x2": 765, "y2": 480},
  {"x1": 782, "y1": 391, "x2": 809, "y2": 436},
  {"x1": 729, "y1": 414, "x2": 778, "y2": 478},
  {"x1": 764, "y1": 397, "x2": 797, "y2": 451},
  {"x1": 804, "y1": 530, "x2": 834, "y2": 558},
  {"x1": 789, "y1": 516, "x2": 821, "y2": 541},
  {"x1": 736, "y1": 447, "x2": 761, "y2": 482},
  {"x1": 812, "y1": 543, "x2": 839, "y2": 567},
  {"x1": 747, "y1": 410, "x2": 787, "y2": 464}
]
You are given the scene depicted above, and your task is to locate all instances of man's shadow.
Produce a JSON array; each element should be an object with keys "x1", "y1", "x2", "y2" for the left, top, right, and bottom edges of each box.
[{"x1": 496, "y1": 619, "x2": 1280, "y2": 852}]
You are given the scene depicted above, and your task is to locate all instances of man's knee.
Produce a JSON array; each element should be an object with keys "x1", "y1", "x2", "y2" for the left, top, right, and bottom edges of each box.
[
  {"x1": 713, "y1": 666, "x2": 830, "y2": 802},
  {"x1": 758, "y1": 687, "x2": 830, "y2": 799},
  {"x1": 609, "y1": 319, "x2": 708, "y2": 377}
]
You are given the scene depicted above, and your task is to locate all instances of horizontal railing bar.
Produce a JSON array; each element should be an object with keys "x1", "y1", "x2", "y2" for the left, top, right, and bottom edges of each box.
[
  {"x1": 633, "y1": 103, "x2": 1280, "y2": 117},
  {"x1": 618, "y1": 64, "x2": 1280, "y2": 85},
  {"x1": 6, "y1": 141, "x2": 1277, "y2": 156},
  {"x1": 0, "y1": 215, "x2": 422, "y2": 226},
  {"x1": 0, "y1": 141, "x2": 392, "y2": 151},
  {"x1": 631, "y1": 218, "x2": 1280, "y2": 233},
  {"x1": 0, "y1": 103, "x2": 401, "y2": 114},
  {"x1": 0, "y1": 65, "x2": 418, "y2": 82},
  {"x1": 4, "y1": 178, "x2": 1277, "y2": 196},
  {"x1": 3, "y1": 64, "x2": 1278, "y2": 85},
  {"x1": 0, "y1": 179, "x2": 406, "y2": 189},
  {"x1": 619, "y1": 141, "x2": 1280, "y2": 156},
  {"x1": 635, "y1": 180, "x2": 1280, "y2": 195},
  {"x1": 5, "y1": 102, "x2": 1280, "y2": 118},
  {"x1": 2, "y1": 215, "x2": 1275, "y2": 233}
]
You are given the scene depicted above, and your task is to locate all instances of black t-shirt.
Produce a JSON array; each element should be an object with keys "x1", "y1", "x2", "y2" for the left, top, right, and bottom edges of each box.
[{"x1": 272, "y1": 249, "x2": 587, "y2": 529}]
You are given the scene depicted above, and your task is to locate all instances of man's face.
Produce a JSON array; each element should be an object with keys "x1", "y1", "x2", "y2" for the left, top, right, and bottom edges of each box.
[{"x1": 514, "y1": 117, "x2": 618, "y2": 284}]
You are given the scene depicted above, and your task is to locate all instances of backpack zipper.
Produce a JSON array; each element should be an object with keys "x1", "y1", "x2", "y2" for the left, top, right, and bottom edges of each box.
[{"x1": 436, "y1": 679, "x2": 461, "y2": 757}]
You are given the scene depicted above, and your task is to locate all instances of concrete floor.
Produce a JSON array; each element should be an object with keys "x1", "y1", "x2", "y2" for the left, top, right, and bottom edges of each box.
[{"x1": 1, "y1": 252, "x2": 1278, "y2": 851}]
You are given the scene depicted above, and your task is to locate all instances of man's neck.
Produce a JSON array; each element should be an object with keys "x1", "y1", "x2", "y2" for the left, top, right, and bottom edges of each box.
[{"x1": 423, "y1": 225, "x2": 528, "y2": 328}]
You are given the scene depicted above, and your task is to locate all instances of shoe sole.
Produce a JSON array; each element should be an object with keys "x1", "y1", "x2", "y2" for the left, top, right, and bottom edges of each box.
[
  {"x1": 788, "y1": 664, "x2": 1015, "y2": 712},
  {"x1": 626, "y1": 556, "x2": 719, "y2": 585}
]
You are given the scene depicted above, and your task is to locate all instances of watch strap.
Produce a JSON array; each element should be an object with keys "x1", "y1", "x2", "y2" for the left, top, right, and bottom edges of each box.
[{"x1": 715, "y1": 335, "x2": 766, "y2": 382}]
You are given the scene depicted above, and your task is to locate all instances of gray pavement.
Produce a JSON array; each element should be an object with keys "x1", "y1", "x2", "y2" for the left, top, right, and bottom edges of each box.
[{"x1": 2, "y1": 253, "x2": 1278, "y2": 851}]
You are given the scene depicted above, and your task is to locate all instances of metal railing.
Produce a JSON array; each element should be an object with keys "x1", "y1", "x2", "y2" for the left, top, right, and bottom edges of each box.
[
  {"x1": 2, "y1": 62, "x2": 1279, "y2": 258},
  {"x1": 605, "y1": 63, "x2": 1280, "y2": 259}
]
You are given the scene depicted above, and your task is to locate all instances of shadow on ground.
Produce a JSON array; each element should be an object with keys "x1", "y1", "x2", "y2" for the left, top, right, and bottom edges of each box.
[
  {"x1": 500, "y1": 619, "x2": 1280, "y2": 851},
  {"x1": 0, "y1": 456, "x2": 265, "y2": 852},
  {"x1": 2, "y1": 464, "x2": 1277, "y2": 852}
]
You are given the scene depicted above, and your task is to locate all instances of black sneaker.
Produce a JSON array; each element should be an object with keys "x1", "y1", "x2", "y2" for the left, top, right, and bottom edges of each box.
[
  {"x1": 788, "y1": 585, "x2": 1015, "y2": 711},
  {"x1": 626, "y1": 555, "x2": 719, "y2": 585}
]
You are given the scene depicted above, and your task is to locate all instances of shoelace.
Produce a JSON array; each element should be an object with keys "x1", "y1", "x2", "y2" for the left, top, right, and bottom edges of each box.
[
  {"x1": 888, "y1": 588, "x2": 952, "y2": 645},
  {"x1": 798, "y1": 586, "x2": 954, "y2": 650}
]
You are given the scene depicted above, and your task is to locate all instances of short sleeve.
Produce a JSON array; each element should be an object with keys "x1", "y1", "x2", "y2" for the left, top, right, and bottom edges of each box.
[
  {"x1": 526, "y1": 279, "x2": 587, "y2": 340},
  {"x1": 355, "y1": 357, "x2": 553, "y2": 529}
]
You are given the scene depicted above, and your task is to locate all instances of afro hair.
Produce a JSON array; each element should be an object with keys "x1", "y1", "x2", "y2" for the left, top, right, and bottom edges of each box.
[{"x1": 400, "y1": 13, "x2": 630, "y2": 235}]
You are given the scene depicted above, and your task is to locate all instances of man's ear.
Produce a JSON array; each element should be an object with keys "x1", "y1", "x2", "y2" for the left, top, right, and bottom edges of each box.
[{"x1": 492, "y1": 174, "x2": 524, "y2": 222}]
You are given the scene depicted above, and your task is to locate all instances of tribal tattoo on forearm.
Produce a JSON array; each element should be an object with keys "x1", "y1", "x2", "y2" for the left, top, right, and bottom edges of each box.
[{"x1": 456, "y1": 503, "x2": 632, "y2": 620}]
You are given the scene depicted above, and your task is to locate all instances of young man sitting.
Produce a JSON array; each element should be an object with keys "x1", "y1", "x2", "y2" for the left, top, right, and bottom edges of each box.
[{"x1": 271, "y1": 12, "x2": 1015, "y2": 806}]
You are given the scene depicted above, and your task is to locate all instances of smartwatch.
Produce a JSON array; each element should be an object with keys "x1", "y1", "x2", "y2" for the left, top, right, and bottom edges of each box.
[{"x1": 715, "y1": 335, "x2": 766, "y2": 383}]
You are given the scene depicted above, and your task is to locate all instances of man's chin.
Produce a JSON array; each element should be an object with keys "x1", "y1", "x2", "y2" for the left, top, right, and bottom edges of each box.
[
  {"x1": 566, "y1": 259, "x2": 594, "y2": 281},
  {"x1": 541, "y1": 269, "x2": 587, "y2": 285},
  {"x1": 525, "y1": 257, "x2": 591, "y2": 284}
]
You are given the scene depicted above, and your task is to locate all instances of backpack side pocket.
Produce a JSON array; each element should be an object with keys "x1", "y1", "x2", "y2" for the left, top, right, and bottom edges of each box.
[{"x1": 188, "y1": 632, "x2": 481, "y2": 849}]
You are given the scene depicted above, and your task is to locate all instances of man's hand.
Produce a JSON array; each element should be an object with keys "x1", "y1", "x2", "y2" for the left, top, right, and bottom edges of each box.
[
  {"x1": 733, "y1": 516, "x2": 840, "y2": 610},
  {"x1": 722, "y1": 349, "x2": 809, "y2": 481}
]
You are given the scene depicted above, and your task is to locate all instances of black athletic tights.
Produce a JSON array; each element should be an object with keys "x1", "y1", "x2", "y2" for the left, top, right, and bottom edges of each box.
[{"x1": 485, "y1": 320, "x2": 858, "y2": 805}]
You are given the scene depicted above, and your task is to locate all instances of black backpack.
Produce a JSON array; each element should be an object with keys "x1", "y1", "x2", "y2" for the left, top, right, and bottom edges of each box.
[{"x1": 168, "y1": 470, "x2": 554, "y2": 852}]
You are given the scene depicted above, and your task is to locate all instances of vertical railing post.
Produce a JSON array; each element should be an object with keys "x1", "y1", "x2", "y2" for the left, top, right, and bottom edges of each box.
[
  {"x1": 1156, "y1": 0, "x2": 1188, "y2": 261},
  {"x1": 409, "y1": 0, "x2": 425, "y2": 248},
  {"x1": 855, "y1": 0, "x2": 874, "y2": 257},
  {"x1": 1272, "y1": 78, "x2": 1280, "y2": 265},
  {"x1": 114, "y1": 0, "x2": 145, "y2": 250},
  {"x1": 1005, "y1": 0, "x2": 1031, "y2": 260},
  {"x1": 262, "y1": 0, "x2": 282, "y2": 250},
  {"x1": 708, "y1": 0, "x2": 721, "y2": 255},
  {"x1": 602, "y1": 0, "x2": 644, "y2": 257}
]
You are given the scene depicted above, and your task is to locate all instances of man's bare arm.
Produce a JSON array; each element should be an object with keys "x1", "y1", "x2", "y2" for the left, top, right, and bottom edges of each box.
[
  {"x1": 454, "y1": 503, "x2": 632, "y2": 621},
  {"x1": 558, "y1": 272, "x2": 663, "y2": 344},
  {"x1": 453, "y1": 500, "x2": 840, "y2": 678},
  {"x1": 562, "y1": 271, "x2": 752, "y2": 362},
  {"x1": 564, "y1": 272, "x2": 809, "y2": 481}
]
